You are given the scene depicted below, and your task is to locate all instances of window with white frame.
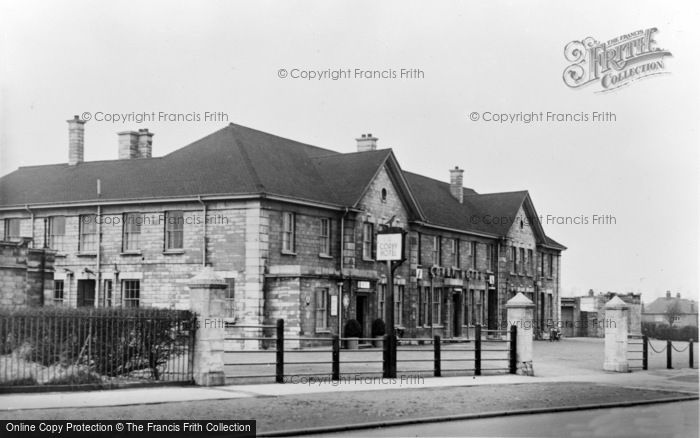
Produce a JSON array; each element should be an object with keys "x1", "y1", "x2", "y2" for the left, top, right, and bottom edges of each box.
[
  {"x1": 422, "y1": 287, "x2": 430, "y2": 326},
  {"x1": 48, "y1": 216, "x2": 66, "y2": 251},
  {"x1": 165, "y1": 211, "x2": 184, "y2": 250},
  {"x1": 79, "y1": 214, "x2": 97, "y2": 252},
  {"x1": 315, "y1": 288, "x2": 330, "y2": 331},
  {"x1": 53, "y1": 280, "x2": 64, "y2": 305},
  {"x1": 394, "y1": 285, "x2": 404, "y2": 326},
  {"x1": 282, "y1": 212, "x2": 296, "y2": 253},
  {"x1": 122, "y1": 280, "x2": 140, "y2": 307},
  {"x1": 319, "y1": 218, "x2": 330, "y2": 256},
  {"x1": 123, "y1": 213, "x2": 142, "y2": 251},
  {"x1": 362, "y1": 222, "x2": 374, "y2": 260}
]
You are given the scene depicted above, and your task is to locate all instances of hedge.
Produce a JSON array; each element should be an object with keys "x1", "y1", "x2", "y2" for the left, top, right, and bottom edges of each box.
[{"x1": 641, "y1": 322, "x2": 698, "y2": 342}]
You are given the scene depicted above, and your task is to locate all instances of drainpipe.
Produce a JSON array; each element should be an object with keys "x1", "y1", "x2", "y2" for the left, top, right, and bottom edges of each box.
[
  {"x1": 96, "y1": 204, "x2": 101, "y2": 308},
  {"x1": 197, "y1": 196, "x2": 207, "y2": 266},
  {"x1": 24, "y1": 205, "x2": 34, "y2": 248},
  {"x1": 338, "y1": 207, "x2": 349, "y2": 336}
]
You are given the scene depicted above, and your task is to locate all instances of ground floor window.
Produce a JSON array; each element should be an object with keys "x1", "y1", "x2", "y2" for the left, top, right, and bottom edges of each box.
[
  {"x1": 394, "y1": 285, "x2": 404, "y2": 326},
  {"x1": 421, "y1": 287, "x2": 430, "y2": 326},
  {"x1": 479, "y1": 290, "x2": 486, "y2": 325},
  {"x1": 123, "y1": 280, "x2": 140, "y2": 307},
  {"x1": 104, "y1": 280, "x2": 113, "y2": 307},
  {"x1": 224, "y1": 278, "x2": 235, "y2": 317},
  {"x1": 378, "y1": 284, "x2": 386, "y2": 320},
  {"x1": 432, "y1": 288, "x2": 442, "y2": 326},
  {"x1": 53, "y1": 280, "x2": 64, "y2": 305},
  {"x1": 315, "y1": 288, "x2": 330, "y2": 331}
]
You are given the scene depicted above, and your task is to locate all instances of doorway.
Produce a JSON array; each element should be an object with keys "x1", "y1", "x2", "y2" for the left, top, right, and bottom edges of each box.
[
  {"x1": 77, "y1": 279, "x2": 95, "y2": 307},
  {"x1": 487, "y1": 289, "x2": 498, "y2": 330},
  {"x1": 452, "y1": 292, "x2": 462, "y2": 337},
  {"x1": 355, "y1": 294, "x2": 368, "y2": 338}
]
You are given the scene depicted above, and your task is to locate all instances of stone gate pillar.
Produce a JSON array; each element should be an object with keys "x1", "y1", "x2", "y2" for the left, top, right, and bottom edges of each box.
[
  {"x1": 604, "y1": 295, "x2": 629, "y2": 372},
  {"x1": 188, "y1": 267, "x2": 228, "y2": 386},
  {"x1": 506, "y1": 293, "x2": 535, "y2": 375}
]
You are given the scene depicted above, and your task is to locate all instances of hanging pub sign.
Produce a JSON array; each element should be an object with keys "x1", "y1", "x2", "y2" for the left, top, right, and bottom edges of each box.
[{"x1": 376, "y1": 231, "x2": 404, "y2": 261}]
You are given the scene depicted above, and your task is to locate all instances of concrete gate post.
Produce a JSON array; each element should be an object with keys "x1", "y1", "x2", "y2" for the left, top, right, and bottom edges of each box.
[
  {"x1": 506, "y1": 292, "x2": 535, "y2": 375},
  {"x1": 188, "y1": 266, "x2": 228, "y2": 386},
  {"x1": 604, "y1": 296, "x2": 629, "y2": 372}
]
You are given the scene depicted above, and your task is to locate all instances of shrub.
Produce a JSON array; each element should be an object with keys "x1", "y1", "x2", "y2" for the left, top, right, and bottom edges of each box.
[
  {"x1": 344, "y1": 319, "x2": 362, "y2": 338},
  {"x1": 0, "y1": 307, "x2": 194, "y2": 381},
  {"x1": 371, "y1": 319, "x2": 386, "y2": 337}
]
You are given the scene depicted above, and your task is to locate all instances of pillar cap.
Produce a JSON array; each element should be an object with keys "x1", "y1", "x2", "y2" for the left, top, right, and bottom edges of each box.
[
  {"x1": 605, "y1": 295, "x2": 629, "y2": 309},
  {"x1": 506, "y1": 292, "x2": 535, "y2": 308},
  {"x1": 187, "y1": 266, "x2": 227, "y2": 287}
]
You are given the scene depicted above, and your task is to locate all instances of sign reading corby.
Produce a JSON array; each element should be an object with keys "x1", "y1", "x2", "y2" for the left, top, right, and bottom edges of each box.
[{"x1": 376, "y1": 233, "x2": 403, "y2": 261}]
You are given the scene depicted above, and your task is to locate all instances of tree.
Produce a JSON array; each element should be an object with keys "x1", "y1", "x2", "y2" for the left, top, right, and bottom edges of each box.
[{"x1": 665, "y1": 300, "x2": 682, "y2": 326}]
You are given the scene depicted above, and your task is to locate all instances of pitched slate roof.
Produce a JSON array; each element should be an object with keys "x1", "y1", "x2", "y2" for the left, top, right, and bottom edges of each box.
[
  {"x1": 644, "y1": 296, "x2": 698, "y2": 315},
  {"x1": 0, "y1": 122, "x2": 565, "y2": 248}
]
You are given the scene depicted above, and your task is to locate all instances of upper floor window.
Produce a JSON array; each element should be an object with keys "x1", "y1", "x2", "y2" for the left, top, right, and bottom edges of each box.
[
  {"x1": 315, "y1": 288, "x2": 330, "y2": 331},
  {"x1": 79, "y1": 214, "x2": 97, "y2": 252},
  {"x1": 432, "y1": 236, "x2": 441, "y2": 265},
  {"x1": 471, "y1": 241, "x2": 478, "y2": 269},
  {"x1": 488, "y1": 244, "x2": 497, "y2": 271},
  {"x1": 452, "y1": 239, "x2": 460, "y2": 267},
  {"x1": 282, "y1": 212, "x2": 296, "y2": 253},
  {"x1": 48, "y1": 216, "x2": 66, "y2": 251},
  {"x1": 527, "y1": 249, "x2": 534, "y2": 275},
  {"x1": 519, "y1": 248, "x2": 525, "y2": 274},
  {"x1": 165, "y1": 211, "x2": 184, "y2": 250},
  {"x1": 123, "y1": 213, "x2": 142, "y2": 251},
  {"x1": 4, "y1": 218, "x2": 22, "y2": 241},
  {"x1": 319, "y1": 218, "x2": 331, "y2": 256},
  {"x1": 511, "y1": 247, "x2": 517, "y2": 273},
  {"x1": 381, "y1": 188, "x2": 387, "y2": 203},
  {"x1": 362, "y1": 222, "x2": 374, "y2": 260},
  {"x1": 548, "y1": 254, "x2": 554, "y2": 277}
]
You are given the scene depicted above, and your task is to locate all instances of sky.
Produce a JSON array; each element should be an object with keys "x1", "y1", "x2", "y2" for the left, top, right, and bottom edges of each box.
[{"x1": 0, "y1": 0, "x2": 698, "y2": 303}]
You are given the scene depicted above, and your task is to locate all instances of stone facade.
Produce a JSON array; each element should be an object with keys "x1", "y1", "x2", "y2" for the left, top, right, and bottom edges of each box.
[{"x1": 0, "y1": 240, "x2": 55, "y2": 308}]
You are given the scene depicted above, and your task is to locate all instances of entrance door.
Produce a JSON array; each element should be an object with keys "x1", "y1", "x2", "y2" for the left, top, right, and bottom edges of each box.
[
  {"x1": 356, "y1": 295, "x2": 367, "y2": 338},
  {"x1": 77, "y1": 280, "x2": 96, "y2": 307},
  {"x1": 487, "y1": 289, "x2": 498, "y2": 330},
  {"x1": 452, "y1": 293, "x2": 462, "y2": 337}
]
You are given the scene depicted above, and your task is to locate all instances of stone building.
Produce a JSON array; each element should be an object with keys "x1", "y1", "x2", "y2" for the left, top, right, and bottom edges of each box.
[
  {"x1": 561, "y1": 290, "x2": 642, "y2": 337},
  {"x1": 0, "y1": 118, "x2": 565, "y2": 341}
]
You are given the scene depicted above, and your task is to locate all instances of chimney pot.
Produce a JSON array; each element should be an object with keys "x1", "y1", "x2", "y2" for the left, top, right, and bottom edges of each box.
[
  {"x1": 449, "y1": 166, "x2": 465, "y2": 203},
  {"x1": 67, "y1": 116, "x2": 86, "y2": 165},
  {"x1": 356, "y1": 133, "x2": 378, "y2": 152}
]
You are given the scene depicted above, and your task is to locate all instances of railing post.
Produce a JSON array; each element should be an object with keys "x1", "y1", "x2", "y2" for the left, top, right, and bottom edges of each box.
[
  {"x1": 642, "y1": 335, "x2": 648, "y2": 370},
  {"x1": 383, "y1": 334, "x2": 389, "y2": 378},
  {"x1": 434, "y1": 335, "x2": 441, "y2": 377},
  {"x1": 332, "y1": 335, "x2": 340, "y2": 381},
  {"x1": 276, "y1": 319, "x2": 284, "y2": 383},
  {"x1": 666, "y1": 339, "x2": 672, "y2": 369},
  {"x1": 689, "y1": 339, "x2": 694, "y2": 369},
  {"x1": 475, "y1": 324, "x2": 482, "y2": 376},
  {"x1": 509, "y1": 325, "x2": 517, "y2": 374},
  {"x1": 388, "y1": 334, "x2": 397, "y2": 379}
]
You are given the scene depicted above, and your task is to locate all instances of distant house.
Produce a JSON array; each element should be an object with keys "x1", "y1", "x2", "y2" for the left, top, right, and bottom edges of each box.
[{"x1": 643, "y1": 291, "x2": 698, "y2": 328}]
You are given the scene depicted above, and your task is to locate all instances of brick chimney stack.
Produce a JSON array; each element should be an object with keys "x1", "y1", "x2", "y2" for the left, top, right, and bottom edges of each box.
[
  {"x1": 67, "y1": 115, "x2": 86, "y2": 165},
  {"x1": 449, "y1": 166, "x2": 464, "y2": 203},
  {"x1": 666, "y1": 290, "x2": 671, "y2": 299},
  {"x1": 137, "y1": 129, "x2": 154, "y2": 158},
  {"x1": 118, "y1": 131, "x2": 139, "y2": 159},
  {"x1": 676, "y1": 292, "x2": 681, "y2": 298},
  {"x1": 356, "y1": 133, "x2": 378, "y2": 152}
]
